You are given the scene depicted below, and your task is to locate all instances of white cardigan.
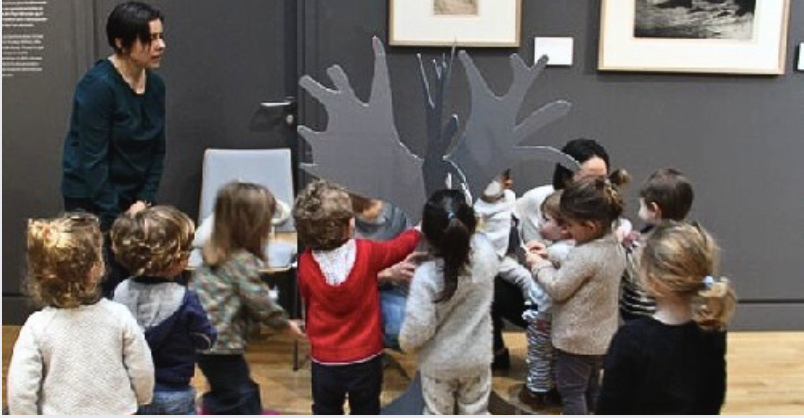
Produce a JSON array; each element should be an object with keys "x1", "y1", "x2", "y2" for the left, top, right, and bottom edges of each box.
[
  {"x1": 399, "y1": 234, "x2": 499, "y2": 378},
  {"x1": 7, "y1": 299, "x2": 154, "y2": 415}
]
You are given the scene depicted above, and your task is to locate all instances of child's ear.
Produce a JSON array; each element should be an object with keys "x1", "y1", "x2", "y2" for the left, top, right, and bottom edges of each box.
[
  {"x1": 649, "y1": 202, "x2": 663, "y2": 220},
  {"x1": 583, "y1": 220, "x2": 602, "y2": 236}
]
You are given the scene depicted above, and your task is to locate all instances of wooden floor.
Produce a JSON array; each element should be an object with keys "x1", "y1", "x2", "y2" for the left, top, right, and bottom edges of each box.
[{"x1": 3, "y1": 326, "x2": 804, "y2": 414}]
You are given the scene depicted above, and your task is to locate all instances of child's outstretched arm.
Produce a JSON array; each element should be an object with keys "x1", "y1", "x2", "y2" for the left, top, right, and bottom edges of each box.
[
  {"x1": 398, "y1": 264, "x2": 437, "y2": 353},
  {"x1": 121, "y1": 311, "x2": 155, "y2": 406},
  {"x1": 368, "y1": 228, "x2": 422, "y2": 273},
  {"x1": 7, "y1": 321, "x2": 43, "y2": 414},
  {"x1": 235, "y1": 259, "x2": 292, "y2": 330},
  {"x1": 185, "y1": 291, "x2": 217, "y2": 351}
]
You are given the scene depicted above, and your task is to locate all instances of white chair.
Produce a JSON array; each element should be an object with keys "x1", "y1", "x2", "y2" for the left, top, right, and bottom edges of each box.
[
  {"x1": 189, "y1": 148, "x2": 297, "y2": 269},
  {"x1": 197, "y1": 148, "x2": 295, "y2": 232}
]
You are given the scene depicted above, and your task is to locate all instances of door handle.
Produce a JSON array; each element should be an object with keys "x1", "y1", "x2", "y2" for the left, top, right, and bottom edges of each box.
[{"x1": 260, "y1": 97, "x2": 297, "y2": 126}]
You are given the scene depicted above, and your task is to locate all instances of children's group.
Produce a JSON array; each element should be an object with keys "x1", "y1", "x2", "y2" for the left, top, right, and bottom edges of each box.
[{"x1": 7, "y1": 137, "x2": 737, "y2": 415}]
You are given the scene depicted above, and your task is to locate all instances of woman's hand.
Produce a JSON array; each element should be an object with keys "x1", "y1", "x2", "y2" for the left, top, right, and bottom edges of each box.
[
  {"x1": 127, "y1": 200, "x2": 149, "y2": 215},
  {"x1": 378, "y1": 252, "x2": 427, "y2": 284}
]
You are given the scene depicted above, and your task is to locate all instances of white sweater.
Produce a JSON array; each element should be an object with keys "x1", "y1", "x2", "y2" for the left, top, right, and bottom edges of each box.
[
  {"x1": 7, "y1": 299, "x2": 154, "y2": 415},
  {"x1": 399, "y1": 234, "x2": 499, "y2": 378}
]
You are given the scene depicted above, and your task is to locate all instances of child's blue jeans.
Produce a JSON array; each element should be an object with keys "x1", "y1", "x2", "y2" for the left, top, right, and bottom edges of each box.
[
  {"x1": 380, "y1": 285, "x2": 407, "y2": 350},
  {"x1": 137, "y1": 386, "x2": 196, "y2": 415}
]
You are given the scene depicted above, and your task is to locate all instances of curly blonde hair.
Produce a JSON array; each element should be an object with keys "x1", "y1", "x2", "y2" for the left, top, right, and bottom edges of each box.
[
  {"x1": 203, "y1": 182, "x2": 276, "y2": 266},
  {"x1": 640, "y1": 221, "x2": 737, "y2": 331},
  {"x1": 111, "y1": 205, "x2": 195, "y2": 277},
  {"x1": 293, "y1": 180, "x2": 353, "y2": 251},
  {"x1": 26, "y1": 212, "x2": 104, "y2": 308}
]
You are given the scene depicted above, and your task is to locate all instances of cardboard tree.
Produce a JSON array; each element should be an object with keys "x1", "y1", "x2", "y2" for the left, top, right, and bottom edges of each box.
[{"x1": 298, "y1": 37, "x2": 579, "y2": 221}]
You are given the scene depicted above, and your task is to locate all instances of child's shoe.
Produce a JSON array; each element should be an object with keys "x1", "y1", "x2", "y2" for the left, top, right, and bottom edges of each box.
[
  {"x1": 518, "y1": 386, "x2": 559, "y2": 408},
  {"x1": 491, "y1": 347, "x2": 510, "y2": 370}
]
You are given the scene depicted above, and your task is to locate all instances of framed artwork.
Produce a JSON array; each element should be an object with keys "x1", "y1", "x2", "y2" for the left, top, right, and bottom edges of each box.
[
  {"x1": 598, "y1": 0, "x2": 790, "y2": 74},
  {"x1": 389, "y1": 0, "x2": 521, "y2": 47}
]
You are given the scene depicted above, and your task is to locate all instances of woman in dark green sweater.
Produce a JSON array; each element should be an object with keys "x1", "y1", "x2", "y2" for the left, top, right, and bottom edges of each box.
[{"x1": 61, "y1": 1, "x2": 167, "y2": 295}]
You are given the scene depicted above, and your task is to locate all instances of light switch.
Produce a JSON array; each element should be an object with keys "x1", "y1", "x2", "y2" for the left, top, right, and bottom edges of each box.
[
  {"x1": 534, "y1": 37, "x2": 574, "y2": 67},
  {"x1": 798, "y1": 43, "x2": 803, "y2": 71}
]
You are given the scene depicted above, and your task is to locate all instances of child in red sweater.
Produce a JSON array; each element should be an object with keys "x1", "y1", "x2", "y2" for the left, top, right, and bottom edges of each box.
[{"x1": 293, "y1": 180, "x2": 421, "y2": 415}]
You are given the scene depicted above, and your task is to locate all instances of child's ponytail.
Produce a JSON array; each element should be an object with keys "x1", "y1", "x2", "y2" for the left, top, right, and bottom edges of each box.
[
  {"x1": 421, "y1": 189, "x2": 477, "y2": 303},
  {"x1": 695, "y1": 276, "x2": 737, "y2": 332},
  {"x1": 641, "y1": 221, "x2": 737, "y2": 331}
]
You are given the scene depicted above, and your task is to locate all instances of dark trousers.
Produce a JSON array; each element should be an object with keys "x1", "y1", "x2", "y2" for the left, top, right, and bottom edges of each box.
[
  {"x1": 311, "y1": 355, "x2": 383, "y2": 415},
  {"x1": 63, "y1": 197, "x2": 129, "y2": 297},
  {"x1": 491, "y1": 277, "x2": 527, "y2": 351},
  {"x1": 555, "y1": 349, "x2": 603, "y2": 415},
  {"x1": 198, "y1": 354, "x2": 262, "y2": 415}
]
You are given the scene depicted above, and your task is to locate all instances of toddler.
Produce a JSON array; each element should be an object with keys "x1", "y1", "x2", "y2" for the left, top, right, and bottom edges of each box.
[
  {"x1": 400, "y1": 189, "x2": 500, "y2": 415},
  {"x1": 621, "y1": 168, "x2": 695, "y2": 321},
  {"x1": 518, "y1": 190, "x2": 574, "y2": 407},
  {"x1": 192, "y1": 182, "x2": 305, "y2": 414},
  {"x1": 525, "y1": 176, "x2": 627, "y2": 415},
  {"x1": 293, "y1": 180, "x2": 421, "y2": 415},
  {"x1": 8, "y1": 212, "x2": 153, "y2": 414},
  {"x1": 111, "y1": 205, "x2": 217, "y2": 414},
  {"x1": 598, "y1": 221, "x2": 735, "y2": 414}
]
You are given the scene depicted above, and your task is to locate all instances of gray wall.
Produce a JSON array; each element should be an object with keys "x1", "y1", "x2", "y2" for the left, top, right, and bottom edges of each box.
[
  {"x1": 3, "y1": 0, "x2": 802, "y2": 329},
  {"x1": 300, "y1": 0, "x2": 804, "y2": 330}
]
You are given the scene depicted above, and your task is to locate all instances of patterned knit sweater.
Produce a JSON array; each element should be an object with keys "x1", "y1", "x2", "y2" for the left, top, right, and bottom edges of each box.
[
  {"x1": 7, "y1": 299, "x2": 154, "y2": 414},
  {"x1": 531, "y1": 233, "x2": 626, "y2": 355}
]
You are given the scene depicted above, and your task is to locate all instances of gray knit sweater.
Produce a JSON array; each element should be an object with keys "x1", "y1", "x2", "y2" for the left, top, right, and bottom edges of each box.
[
  {"x1": 399, "y1": 234, "x2": 499, "y2": 378},
  {"x1": 532, "y1": 233, "x2": 626, "y2": 355}
]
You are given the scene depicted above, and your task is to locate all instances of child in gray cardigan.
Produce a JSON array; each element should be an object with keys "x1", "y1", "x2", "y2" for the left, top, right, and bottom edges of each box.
[
  {"x1": 526, "y1": 177, "x2": 627, "y2": 415},
  {"x1": 399, "y1": 189, "x2": 500, "y2": 415}
]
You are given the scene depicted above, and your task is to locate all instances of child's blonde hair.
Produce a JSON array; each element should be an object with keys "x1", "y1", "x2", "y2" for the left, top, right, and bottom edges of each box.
[
  {"x1": 640, "y1": 221, "x2": 736, "y2": 331},
  {"x1": 540, "y1": 190, "x2": 563, "y2": 221},
  {"x1": 26, "y1": 212, "x2": 104, "y2": 308},
  {"x1": 293, "y1": 180, "x2": 353, "y2": 251},
  {"x1": 111, "y1": 205, "x2": 195, "y2": 277},
  {"x1": 560, "y1": 176, "x2": 625, "y2": 234},
  {"x1": 203, "y1": 182, "x2": 276, "y2": 266}
]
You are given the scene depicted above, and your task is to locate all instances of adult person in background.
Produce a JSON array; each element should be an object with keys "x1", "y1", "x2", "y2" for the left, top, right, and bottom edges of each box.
[
  {"x1": 61, "y1": 1, "x2": 167, "y2": 296},
  {"x1": 492, "y1": 138, "x2": 628, "y2": 369},
  {"x1": 351, "y1": 194, "x2": 423, "y2": 350}
]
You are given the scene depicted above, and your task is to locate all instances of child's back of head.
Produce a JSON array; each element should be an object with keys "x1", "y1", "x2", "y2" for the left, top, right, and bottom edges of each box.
[
  {"x1": 204, "y1": 182, "x2": 277, "y2": 266},
  {"x1": 111, "y1": 205, "x2": 194, "y2": 277},
  {"x1": 422, "y1": 189, "x2": 477, "y2": 303},
  {"x1": 26, "y1": 212, "x2": 104, "y2": 309},
  {"x1": 560, "y1": 176, "x2": 625, "y2": 242},
  {"x1": 640, "y1": 221, "x2": 736, "y2": 331},
  {"x1": 293, "y1": 179, "x2": 354, "y2": 251},
  {"x1": 639, "y1": 168, "x2": 694, "y2": 222}
]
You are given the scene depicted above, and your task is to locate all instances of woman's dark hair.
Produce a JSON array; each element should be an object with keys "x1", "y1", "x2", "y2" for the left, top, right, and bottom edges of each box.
[
  {"x1": 106, "y1": 1, "x2": 163, "y2": 54},
  {"x1": 560, "y1": 176, "x2": 625, "y2": 235},
  {"x1": 552, "y1": 138, "x2": 611, "y2": 189},
  {"x1": 421, "y1": 189, "x2": 477, "y2": 303}
]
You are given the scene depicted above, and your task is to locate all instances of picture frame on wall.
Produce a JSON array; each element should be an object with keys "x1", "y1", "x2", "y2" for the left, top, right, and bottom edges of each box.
[
  {"x1": 598, "y1": 0, "x2": 791, "y2": 75},
  {"x1": 389, "y1": 0, "x2": 521, "y2": 47}
]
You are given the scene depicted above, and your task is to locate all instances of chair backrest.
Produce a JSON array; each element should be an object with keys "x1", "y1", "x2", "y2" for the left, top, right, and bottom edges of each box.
[{"x1": 199, "y1": 148, "x2": 295, "y2": 232}]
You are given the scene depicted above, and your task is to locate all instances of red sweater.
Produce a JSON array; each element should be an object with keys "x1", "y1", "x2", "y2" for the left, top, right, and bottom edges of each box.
[{"x1": 298, "y1": 229, "x2": 421, "y2": 364}]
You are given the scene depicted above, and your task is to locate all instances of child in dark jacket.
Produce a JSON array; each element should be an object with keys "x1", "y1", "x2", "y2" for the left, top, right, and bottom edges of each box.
[{"x1": 111, "y1": 205, "x2": 217, "y2": 415}]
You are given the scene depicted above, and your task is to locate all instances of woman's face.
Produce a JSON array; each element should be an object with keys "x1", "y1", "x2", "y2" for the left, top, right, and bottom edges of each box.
[
  {"x1": 572, "y1": 156, "x2": 608, "y2": 182},
  {"x1": 124, "y1": 19, "x2": 166, "y2": 69}
]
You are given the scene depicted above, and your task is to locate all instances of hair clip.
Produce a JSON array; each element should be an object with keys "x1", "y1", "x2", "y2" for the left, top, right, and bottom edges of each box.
[{"x1": 702, "y1": 275, "x2": 716, "y2": 289}]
